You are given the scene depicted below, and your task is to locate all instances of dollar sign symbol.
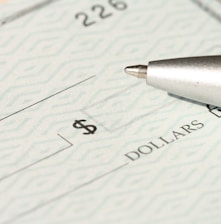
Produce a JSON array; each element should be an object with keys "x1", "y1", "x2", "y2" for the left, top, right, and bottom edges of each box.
[{"x1": 73, "y1": 120, "x2": 97, "y2": 135}]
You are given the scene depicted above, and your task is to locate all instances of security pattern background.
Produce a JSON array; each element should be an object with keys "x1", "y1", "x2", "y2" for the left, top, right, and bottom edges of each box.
[{"x1": 0, "y1": 0, "x2": 221, "y2": 224}]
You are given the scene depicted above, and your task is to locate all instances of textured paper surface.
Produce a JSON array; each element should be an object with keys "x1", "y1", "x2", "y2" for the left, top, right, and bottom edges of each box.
[{"x1": 0, "y1": 0, "x2": 221, "y2": 223}]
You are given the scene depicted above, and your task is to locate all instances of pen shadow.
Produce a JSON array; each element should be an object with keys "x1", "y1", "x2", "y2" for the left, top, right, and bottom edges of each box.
[{"x1": 168, "y1": 93, "x2": 207, "y2": 107}]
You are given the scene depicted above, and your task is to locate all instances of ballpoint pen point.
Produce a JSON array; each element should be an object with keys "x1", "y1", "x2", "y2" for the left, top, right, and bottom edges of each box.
[{"x1": 124, "y1": 65, "x2": 147, "y2": 79}]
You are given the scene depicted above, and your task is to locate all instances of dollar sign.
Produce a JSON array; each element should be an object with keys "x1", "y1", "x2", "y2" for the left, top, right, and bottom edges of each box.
[{"x1": 73, "y1": 119, "x2": 97, "y2": 135}]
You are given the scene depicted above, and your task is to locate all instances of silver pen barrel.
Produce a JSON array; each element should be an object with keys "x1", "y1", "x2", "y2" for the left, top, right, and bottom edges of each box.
[{"x1": 125, "y1": 56, "x2": 221, "y2": 107}]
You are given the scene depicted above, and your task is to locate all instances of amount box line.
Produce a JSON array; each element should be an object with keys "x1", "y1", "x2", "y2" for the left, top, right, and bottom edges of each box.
[{"x1": 0, "y1": 133, "x2": 73, "y2": 183}]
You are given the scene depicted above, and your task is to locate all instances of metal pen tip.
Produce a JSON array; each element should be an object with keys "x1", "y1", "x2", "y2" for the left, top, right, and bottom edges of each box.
[{"x1": 124, "y1": 65, "x2": 147, "y2": 79}]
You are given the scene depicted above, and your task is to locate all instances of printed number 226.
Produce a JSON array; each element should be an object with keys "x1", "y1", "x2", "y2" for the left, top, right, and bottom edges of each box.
[{"x1": 75, "y1": 0, "x2": 127, "y2": 27}]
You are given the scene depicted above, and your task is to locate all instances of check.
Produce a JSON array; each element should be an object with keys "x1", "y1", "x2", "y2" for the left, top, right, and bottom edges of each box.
[{"x1": 0, "y1": 0, "x2": 221, "y2": 224}]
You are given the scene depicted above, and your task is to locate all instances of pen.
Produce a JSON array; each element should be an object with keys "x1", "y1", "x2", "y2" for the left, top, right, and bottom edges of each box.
[{"x1": 124, "y1": 56, "x2": 221, "y2": 107}]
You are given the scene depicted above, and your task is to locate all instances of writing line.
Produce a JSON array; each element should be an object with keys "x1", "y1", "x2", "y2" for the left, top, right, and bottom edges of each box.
[
  {"x1": 0, "y1": 75, "x2": 95, "y2": 122},
  {"x1": 0, "y1": 0, "x2": 61, "y2": 27},
  {"x1": 191, "y1": 0, "x2": 221, "y2": 23},
  {"x1": 3, "y1": 163, "x2": 128, "y2": 224}
]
